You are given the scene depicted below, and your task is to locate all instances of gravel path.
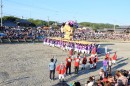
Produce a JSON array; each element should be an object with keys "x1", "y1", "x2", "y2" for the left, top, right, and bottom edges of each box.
[{"x1": 0, "y1": 42, "x2": 130, "y2": 86}]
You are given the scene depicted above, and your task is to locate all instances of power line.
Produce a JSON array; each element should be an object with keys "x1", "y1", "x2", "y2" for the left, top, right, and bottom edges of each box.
[
  {"x1": 4, "y1": 0, "x2": 79, "y2": 16},
  {"x1": 4, "y1": 0, "x2": 61, "y2": 20},
  {"x1": 4, "y1": 0, "x2": 58, "y2": 13},
  {"x1": 3, "y1": 0, "x2": 80, "y2": 22},
  {"x1": 1, "y1": 0, "x2": 3, "y2": 26}
]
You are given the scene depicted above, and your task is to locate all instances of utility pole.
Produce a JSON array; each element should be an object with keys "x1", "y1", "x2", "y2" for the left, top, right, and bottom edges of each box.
[
  {"x1": 1, "y1": 0, "x2": 3, "y2": 27},
  {"x1": 114, "y1": 24, "x2": 115, "y2": 32},
  {"x1": 47, "y1": 16, "x2": 49, "y2": 26}
]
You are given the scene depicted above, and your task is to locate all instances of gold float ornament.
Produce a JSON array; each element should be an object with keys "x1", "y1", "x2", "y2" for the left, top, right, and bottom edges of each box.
[
  {"x1": 62, "y1": 23, "x2": 74, "y2": 40},
  {"x1": 48, "y1": 37, "x2": 92, "y2": 45}
]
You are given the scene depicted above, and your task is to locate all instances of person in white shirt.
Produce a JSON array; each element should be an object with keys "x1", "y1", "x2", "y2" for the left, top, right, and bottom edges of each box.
[
  {"x1": 105, "y1": 46, "x2": 107, "y2": 54},
  {"x1": 108, "y1": 58, "x2": 112, "y2": 74},
  {"x1": 99, "y1": 69, "x2": 105, "y2": 80},
  {"x1": 87, "y1": 76, "x2": 94, "y2": 86}
]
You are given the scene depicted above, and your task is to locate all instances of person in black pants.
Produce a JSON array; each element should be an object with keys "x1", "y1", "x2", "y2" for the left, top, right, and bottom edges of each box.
[
  {"x1": 74, "y1": 56, "x2": 80, "y2": 74},
  {"x1": 75, "y1": 66, "x2": 79, "y2": 74},
  {"x1": 66, "y1": 56, "x2": 72, "y2": 75},
  {"x1": 49, "y1": 57, "x2": 57, "y2": 80},
  {"x1": 50, "y1": 69, "x2": 55, "y2": 80},
  {"x1": 53, "y1": 57, "x2": 57, "y2": 77}
]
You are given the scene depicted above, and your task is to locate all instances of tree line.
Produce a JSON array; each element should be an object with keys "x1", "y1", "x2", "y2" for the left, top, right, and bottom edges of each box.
[
  {"x1": 79, "y1": 22, "x2": 119, "y2": 30},
  {"x1": 2, "y1": 16, "x2": 55, "y2": 27},
  {"x1": 2, "y1": 16, "x2": 119, "y2": 30}
]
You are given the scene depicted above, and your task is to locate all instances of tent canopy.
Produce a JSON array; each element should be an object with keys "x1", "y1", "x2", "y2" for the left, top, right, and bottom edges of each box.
[{"x1": 3, "y1": 20, "x2": 17, "y2": 27}]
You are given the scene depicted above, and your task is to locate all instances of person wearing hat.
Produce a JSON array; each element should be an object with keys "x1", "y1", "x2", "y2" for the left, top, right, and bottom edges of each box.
[
  {"x1": 66, "y1": 55, "x2": 72, "y2": 75},
  {"x1": 56, "y1": 62, "x2": 66, "y2": 82}
]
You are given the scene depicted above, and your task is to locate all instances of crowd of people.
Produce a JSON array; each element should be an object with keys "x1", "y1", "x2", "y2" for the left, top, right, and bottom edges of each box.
[
  {"x1": 49, "y1": 53, "x2": 98, "y2": 82},
  {"x1": 1, "y1": 26, "x2": 130, "y2": 86},
  {"x1": 0, "y1": 27, "x2": 47, "y2": 42},
  {"x1": 1, "y1": 26, "x2": 130, "y2": 43},
  {"x1": 43, "y1": 38, "x2": 100, "y2": 54},
  {"x1": 47, "y1": 28, "x2": 130, "y2": 42},
  {"x1": 49, "y1": 52, "x2": 130, "y2": 86},
  {"x1": 47, "y1": 37, "x2": 130, "y2": 86},
  {"x1": 47, "y1": 37, "x2": 99, "y2": 82},
  {"x1": 84, "y1": 69, "x2": 130, "y2": 86}
]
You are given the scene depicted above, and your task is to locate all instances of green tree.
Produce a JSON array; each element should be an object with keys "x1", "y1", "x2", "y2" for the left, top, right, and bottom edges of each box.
[
  {"x1": 2, "y1": 16, "x2": 20, "y2": 21},
  {"x1": 79, "y1": 22, "x2": 118, "y2": 30},
  {"x1": 28, "y1": 18, "x2": 48, "y2": 26}
]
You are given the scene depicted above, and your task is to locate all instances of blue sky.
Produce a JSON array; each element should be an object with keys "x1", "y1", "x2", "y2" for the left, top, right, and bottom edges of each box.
[{"x1": 3, "y1": 0, "x2": 130, "y2": 25}]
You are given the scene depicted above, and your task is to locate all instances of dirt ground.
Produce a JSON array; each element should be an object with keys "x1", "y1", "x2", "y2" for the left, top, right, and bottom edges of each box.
[{"x1": 0, "y1": 42, "x2": 130, "y2": 86}]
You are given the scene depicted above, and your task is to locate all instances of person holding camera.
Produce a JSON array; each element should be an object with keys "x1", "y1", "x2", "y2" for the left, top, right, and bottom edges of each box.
[
  {"x1": 48, "y1": 58, "x2": 55, "y2": 80},
  {"x1": 48, "y1": 56, "x2": 57, "y2": 80}
]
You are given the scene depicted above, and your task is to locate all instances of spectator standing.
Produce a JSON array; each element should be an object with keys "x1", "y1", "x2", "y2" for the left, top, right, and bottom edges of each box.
[
  {"x1": 99, "y1": 69, "x2": 105, "y2": 80},
  {"x1": 69, "y1": 49, "x2": 73, "y2": 56},
  {"x1": 66, "y1": 56, "x2": 72, "y2": 75},
  {"x1": 112, "y1": 52, "x2": 117, "y2": 65},
  {"x1": 48, "y1": 58, "x2": 55, "y2": 80},
  {"x1": 108, "y1": 58, "x2": 112, "y2": 74},
  {"x1": 103, "y1": 58, "x2": 108, "y2": 76},
  {"x1": 91, "y1": 45, "x2": 96, "y2": 55},
  {"x1": 106, "y1": 52, "x2": 110, "y2": 60},
  {"x1": 115, "y1": 70, "x2": 128, "y2": 86},
  {"x1": 108, "y1": 74, "x2": 115, "y2": 86},
  {"x1": 87, "y1": 76, "x2": 94, "y2": 86},
  {"x1": 87, "y1": 45, "x2": 91, "y2": 54},
  {"x1": 81, "y1": 54, "x2": 87, "y2": 70},
  {"x1": 53, "y1": 56, "x2": 57, "y2": 71},
  {"x1": 74, "y1": 56, "x2": 80, "y2": 74},
  {"x1": 105, "y1": 46, "x2": 108, "y2": 54},
  {"x1": 89, "y1": 55, "x2": 94, "y2": 70},
  {"x1": 93, "y1": 54, "x2": 98, "y2": 69},
  {"x1": 56, "y1": 62, "x2": 66, "y2": 82}
]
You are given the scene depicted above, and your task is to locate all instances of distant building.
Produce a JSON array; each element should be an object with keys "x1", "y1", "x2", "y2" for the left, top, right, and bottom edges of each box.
[
  {"x1": 97, "y1": 28, "x2": 114, "y2": 32},
  {"x1": 3, "y1": 20, "x2": 17, "y2": 27},
  {"x1": 2, "y1": 19, "x2": 36, "y2": 27},
  {"x1": 16, "y1": 19, "x2": 36, "y2": 27},
  {"x1": 97, "y1": 26, "x2": 130, "y2": 34},
  {"x1": 117, "y1": 26, "x2": 130, "y2": 29},
  {"x1": 116, "y1": 26, "x2": 130, "y2": 33}
]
